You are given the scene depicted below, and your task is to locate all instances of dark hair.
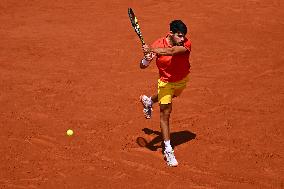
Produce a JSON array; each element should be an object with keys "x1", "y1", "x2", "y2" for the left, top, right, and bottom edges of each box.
[{"x1": 170, "y1": 20, "x2": 187, "y2": 35}]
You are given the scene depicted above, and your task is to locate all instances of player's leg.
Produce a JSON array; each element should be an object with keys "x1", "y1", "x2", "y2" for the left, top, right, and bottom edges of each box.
[
  {"x1": 160, "y1": 103, "x2": 178, "y2": 167},
  {"x1": 160, "y1": 103, "x2": 172, "y2": 141},
  {"x1": 150, "y1": 94, "x2": 158, "y2": 103},
  {"x1": 158, "y1": 80, "x2": 174, "y2": 143},
  {"x1": 158, "y1": 81, "x2": 178, "y2": 166}
]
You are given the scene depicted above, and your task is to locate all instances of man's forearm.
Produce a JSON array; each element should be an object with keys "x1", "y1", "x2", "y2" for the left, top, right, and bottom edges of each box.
[
  {"x1": 149, "y1": 46, "x2": 188, "y2": 56},
  {"x1": 151, "y1": 47, "x2": 174, "y2": 56}
]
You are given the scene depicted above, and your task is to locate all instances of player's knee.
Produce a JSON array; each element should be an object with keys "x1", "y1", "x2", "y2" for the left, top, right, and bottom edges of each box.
[{"x1": 160, "y1": 103, "x2": 172, "y2": 114}]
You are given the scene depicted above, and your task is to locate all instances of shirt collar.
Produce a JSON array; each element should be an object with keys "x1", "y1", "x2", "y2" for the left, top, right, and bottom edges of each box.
[{"x1": 165, "y1": 33, "x2": 173, "y2": 47}]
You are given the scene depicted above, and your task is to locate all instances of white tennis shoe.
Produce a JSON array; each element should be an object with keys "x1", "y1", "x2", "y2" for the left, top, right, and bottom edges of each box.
[
  {"x1": 140, "y1": 95, "x2": 153, "y2": 119},
  {"x1": 164, "y1": 149, "x2": 178, "y2": 167}
]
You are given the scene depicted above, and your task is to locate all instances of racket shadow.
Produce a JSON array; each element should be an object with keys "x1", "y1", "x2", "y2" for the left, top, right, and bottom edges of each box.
[{"x1": 136, "y1": 128, "x2": 196, "y2": 151}]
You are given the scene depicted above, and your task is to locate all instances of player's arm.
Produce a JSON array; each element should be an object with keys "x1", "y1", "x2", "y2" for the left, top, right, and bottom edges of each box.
[
  {"x1": 140, "y1": 52, "x2": 155, "y2": 69},
  {"x1": 152, "y1": 46, "x2": 188, "y2": 55},
  {"x1": 143, "y1": 45, "x2": 189, "y2": 56},
  {"x1": 140, "y1": 44, "x2": 156, "y2": 69}
]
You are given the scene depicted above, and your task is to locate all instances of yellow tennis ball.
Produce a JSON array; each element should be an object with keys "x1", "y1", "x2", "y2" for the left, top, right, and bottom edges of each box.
[{"x1": 66, "y1": 129, "x2": 73, "y2": 136}]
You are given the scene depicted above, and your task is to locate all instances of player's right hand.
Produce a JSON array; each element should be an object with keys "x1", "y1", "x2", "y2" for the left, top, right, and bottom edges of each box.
[
  {"x1": 142, "y1": 44, "x2": 151, "y2": 53},
  {"x1": 144, "y1": 52, "x2": 155, "y2": 61}
]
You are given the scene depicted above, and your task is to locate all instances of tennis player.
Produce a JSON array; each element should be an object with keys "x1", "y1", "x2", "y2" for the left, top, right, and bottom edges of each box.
[{"x1": 139, "y1": 20, "x2": 191, "y2": 167}]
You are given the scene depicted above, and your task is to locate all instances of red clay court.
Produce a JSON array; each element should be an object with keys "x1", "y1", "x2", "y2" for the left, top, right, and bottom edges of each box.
[{"x1": 0, "y1": 0, "x2": 283, "y2": 188}]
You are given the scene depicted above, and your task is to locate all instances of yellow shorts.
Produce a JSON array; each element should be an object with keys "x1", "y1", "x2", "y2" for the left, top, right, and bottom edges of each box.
[{"x1": 158, "y1": 76, "x2": 189, "y2": 104}]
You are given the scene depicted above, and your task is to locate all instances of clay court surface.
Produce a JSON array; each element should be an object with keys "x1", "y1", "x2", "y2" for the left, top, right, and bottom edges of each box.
[{"x1": 1, "y1": 0, "x2": 283, "y2": 188}]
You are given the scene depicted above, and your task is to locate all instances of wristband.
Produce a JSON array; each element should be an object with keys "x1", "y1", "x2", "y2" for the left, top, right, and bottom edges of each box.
[{"x1": 141, "y1": 59, "x2": 150, "y2": 66}]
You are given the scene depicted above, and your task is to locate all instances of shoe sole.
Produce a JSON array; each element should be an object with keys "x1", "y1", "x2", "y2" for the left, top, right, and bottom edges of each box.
[
  {"x1": 164, "y1": 154, "x2": 178, "y2": 167},
  {"x1": 139, "y1": 95, "x2": 147, "y2": 107},
  {"x1": 167, "y1": 162, "x2": 178, "y2": 167}
]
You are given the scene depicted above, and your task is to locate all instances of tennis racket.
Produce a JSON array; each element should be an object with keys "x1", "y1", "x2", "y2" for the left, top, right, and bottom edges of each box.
[{"x1": 128, "y1": 8, "x2": 145, "y2": 45}]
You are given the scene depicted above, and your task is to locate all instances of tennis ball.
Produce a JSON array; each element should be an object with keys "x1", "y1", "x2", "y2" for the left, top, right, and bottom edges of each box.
[{"x1": 66, "y1": 129, "x2": 73, "y2": 136}]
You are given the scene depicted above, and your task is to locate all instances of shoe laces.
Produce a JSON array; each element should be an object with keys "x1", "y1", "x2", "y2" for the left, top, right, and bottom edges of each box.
[
  {"x1": 142, "y1": 97, "x2": 152, "y2": 108},
  {"x1": 165, "y1": 150, "x2": 176, "y2": 161}
]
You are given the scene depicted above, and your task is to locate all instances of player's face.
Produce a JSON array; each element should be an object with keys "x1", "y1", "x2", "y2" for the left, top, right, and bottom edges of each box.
[{"x1": 170, "y1": 31, "x2": 185, "y2": 46}]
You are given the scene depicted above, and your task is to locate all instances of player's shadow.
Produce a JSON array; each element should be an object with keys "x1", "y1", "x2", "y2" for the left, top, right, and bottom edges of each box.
[{"x1": 136, "y1": 128, "x2": 196, "y2": 151}]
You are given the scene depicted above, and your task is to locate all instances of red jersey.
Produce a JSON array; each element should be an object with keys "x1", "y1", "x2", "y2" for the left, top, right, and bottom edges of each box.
[{"x1": 152, "y1": 35, "x2": 191, "y2": 82}]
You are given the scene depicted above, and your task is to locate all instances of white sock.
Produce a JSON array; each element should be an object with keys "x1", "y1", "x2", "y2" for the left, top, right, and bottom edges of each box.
[{"x1": 164, "y1": 140, "x2": 172, "y2": 151}]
